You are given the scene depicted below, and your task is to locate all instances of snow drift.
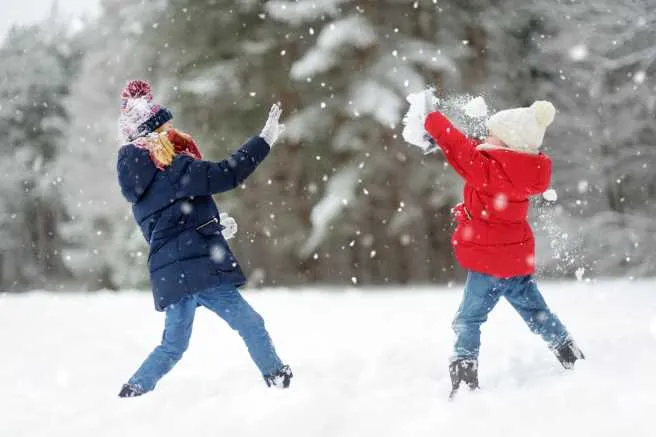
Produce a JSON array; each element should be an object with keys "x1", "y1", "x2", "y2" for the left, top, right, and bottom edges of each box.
[{"x1": 1, "y1": 279, "x2": 654, "y2": 436}]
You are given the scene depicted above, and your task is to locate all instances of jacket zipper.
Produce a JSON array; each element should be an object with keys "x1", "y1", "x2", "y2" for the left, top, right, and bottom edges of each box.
[{"x1": 195, "y1": 217, "x2": 219, "y2": 231}]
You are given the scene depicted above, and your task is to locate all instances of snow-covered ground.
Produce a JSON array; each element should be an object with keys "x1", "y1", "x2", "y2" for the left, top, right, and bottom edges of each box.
[{"x1": 2, "y1": 279, "x2": 655, "y2": 437}]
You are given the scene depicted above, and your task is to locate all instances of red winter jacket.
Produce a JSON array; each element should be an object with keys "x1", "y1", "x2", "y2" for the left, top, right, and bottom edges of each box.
[{"x1": 424, "y1": 111, "x2": 552, "y2": 278}]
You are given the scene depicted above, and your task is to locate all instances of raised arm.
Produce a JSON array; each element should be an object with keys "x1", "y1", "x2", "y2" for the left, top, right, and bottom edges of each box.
[
  {"x1": 424, "y1": 111, "x2": 489, "y2": 188},
  {"x1": 172, "y1": 103, "x2": 285, "y2": 198},
  {"x1": 172, "y1": 136, "x2": 271, "y2": 197}
]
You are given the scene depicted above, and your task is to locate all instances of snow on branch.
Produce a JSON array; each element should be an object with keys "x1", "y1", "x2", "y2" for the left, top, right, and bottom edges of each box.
[
  {"x1": 290, "y1": 15, "x2": 377, "y2": 79},
  {"x1": 399, "y1": 39, "x2": 458, "y2": 74},
  {"x1": 265, "y1": 0, "x2": 349, "y2": 26},
  {"x1": 348, "y1": 80, "x2": 403, "y2": 126},
  {"x1": 300, "y1": 166, "x2": 359, "y2": 259}
]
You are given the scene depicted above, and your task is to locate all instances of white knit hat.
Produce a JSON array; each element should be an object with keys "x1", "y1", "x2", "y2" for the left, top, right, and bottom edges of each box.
[{"x1": 484, "y1": 101, "x2": 556, "y2": 154}]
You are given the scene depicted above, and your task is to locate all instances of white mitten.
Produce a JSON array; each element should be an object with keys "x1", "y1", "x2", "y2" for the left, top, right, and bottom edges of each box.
[
  {"x1": 402, "y1": 88, "x2": 438, "y2": 153},
  {"x1": 259, "y1": 103, "x2": 286, "y2": 147},
  {"x1": 220, "y1": 213, "x2": 238, "y2": 240}
]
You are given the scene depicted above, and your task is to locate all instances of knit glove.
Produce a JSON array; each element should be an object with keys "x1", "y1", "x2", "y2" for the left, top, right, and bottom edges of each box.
[
  {"x1": 220, "y1": 213, "x2": 238, "y2": 240},
  {"x1": 259, "y1": 103, "x2": 286, "y2": 147}
]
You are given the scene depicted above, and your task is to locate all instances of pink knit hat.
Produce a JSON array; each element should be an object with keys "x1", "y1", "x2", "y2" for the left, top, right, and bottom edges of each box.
[{"x1": 118, "y1": 80, "x2": 173, "y2": 142}]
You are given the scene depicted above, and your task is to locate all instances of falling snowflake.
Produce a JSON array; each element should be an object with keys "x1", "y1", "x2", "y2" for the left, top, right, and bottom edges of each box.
[
  {"x1": 633, "y1": 70, "x2": 646, "y2": 85},
  {"x1": 210, "y1": 245, "x2": 227, "y2": 263},
  {"x1": 493, "y1": 193, "x2": 508, "y2": 211}
]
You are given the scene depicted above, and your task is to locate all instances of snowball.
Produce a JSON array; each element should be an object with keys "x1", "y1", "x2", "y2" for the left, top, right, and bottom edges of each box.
[
  {"x1": 543, "y1": 189, "x2": 558, "y2": 202},
  {"x1": 462, "y1": 96, "x2": 488, "y2": 118}
]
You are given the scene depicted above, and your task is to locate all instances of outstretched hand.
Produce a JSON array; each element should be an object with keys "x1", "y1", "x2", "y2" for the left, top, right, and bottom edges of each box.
[{"x1": 260, "y1": 103, "x2": 286, "y2": 147}]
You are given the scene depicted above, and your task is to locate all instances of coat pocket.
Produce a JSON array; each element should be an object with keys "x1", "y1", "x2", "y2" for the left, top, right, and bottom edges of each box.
[{"x1": 194, "y1": 219, "x2": 237, "y2": 272}]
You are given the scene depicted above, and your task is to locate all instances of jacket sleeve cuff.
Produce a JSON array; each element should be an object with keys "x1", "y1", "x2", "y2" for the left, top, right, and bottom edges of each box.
[
  {"x1": 243, "y1": 135, "x2": 271, "y2": 163},
  {"x1": 424, "y1": 111, "x2": 453, "y2": 139}
]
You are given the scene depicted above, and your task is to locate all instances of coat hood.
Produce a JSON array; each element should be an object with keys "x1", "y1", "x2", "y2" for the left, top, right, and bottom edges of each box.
[
  {"x1": 479, "y1": 146, "x2": 552, "y2": 196},
  {"x1": 117, "y1": 144, "x2": 158, "y2": 203}
]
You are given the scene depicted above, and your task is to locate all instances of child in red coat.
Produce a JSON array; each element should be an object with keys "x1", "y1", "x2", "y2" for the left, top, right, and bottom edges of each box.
[{"x1": 423, "y1": 100, "x2": 584, "y2": 397}]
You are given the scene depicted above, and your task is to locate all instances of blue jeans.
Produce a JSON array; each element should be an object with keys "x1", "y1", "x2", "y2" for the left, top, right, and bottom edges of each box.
[
  {"x1": 128, "y1": 286, "x2": 283, "y2": 393},
  {"x1": 452, "y1": 271, "x2": 570, "y2": 361}
]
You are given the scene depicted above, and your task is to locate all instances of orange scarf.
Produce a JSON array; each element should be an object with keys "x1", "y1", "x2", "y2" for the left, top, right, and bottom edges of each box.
[{"x1": 133, "y1": 128, "x2": 203, "y2": 170}]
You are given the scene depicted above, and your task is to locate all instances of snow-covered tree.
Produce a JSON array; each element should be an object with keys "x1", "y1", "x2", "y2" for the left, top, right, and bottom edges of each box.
[
  {"x1": 57, "y1": 0, "x2": 161, "y2": 289},
  {"x1": 260, "y1": 0, "x2": 504, "y2": 284},
  {"x1": 515, "y1": 0, "x2": 656, "y2": 277},
  {"x1": 4, "y1": 0, "x2": 653, "y2": 292},
  {"x1": 0, "y1": 16, "x2": 78, "y2": 289}
]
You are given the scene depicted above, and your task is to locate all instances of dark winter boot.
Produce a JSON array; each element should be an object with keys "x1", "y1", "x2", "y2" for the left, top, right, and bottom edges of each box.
[
  {"x1": 449, "y1": 359, "x2": 479, "y2": 399},
  {"x1": 118, "y1": 383, "x2": 145, "y2": 398},
  {"x1": 553, "y1": 340, "x2": 585, "y2": 369},
  {"x1": 264, "y1": 365, "x2": 293, "y2": 389}
]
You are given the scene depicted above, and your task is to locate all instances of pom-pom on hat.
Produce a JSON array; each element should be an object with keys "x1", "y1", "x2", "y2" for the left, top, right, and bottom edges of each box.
[
  {"x1": 119, "y1": 80, "x2": 173, "y2": 142},
  {"x1": 485, "y1": 100, "x2": 556, "y2": 154}
]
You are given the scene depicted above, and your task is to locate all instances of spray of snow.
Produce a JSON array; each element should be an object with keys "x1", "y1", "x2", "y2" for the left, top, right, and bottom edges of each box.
[
  {"x1": 535, "y1": 200, "x2": 585, "y2": 278},
  {"x1": 438, "y1": 94, "x2": 494, "y2": 139},
  {"x1": 462, "y1": 96, "x2": 488, "y2": 118},
  {"x1": 402, "y1": 90, "x2": 493, "y2": 153},
  {"x1": 575, "y1": 267, "x2": 585, "y2": 281}
]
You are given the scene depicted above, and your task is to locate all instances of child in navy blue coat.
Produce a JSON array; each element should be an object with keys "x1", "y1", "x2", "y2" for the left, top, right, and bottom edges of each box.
[{"x1": 116, "y1": 80, "x2": 291, "y2": 397}]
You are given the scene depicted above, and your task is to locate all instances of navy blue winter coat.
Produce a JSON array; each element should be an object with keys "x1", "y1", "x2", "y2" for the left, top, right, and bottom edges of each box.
[{"x1": 117, "y1": 136, "x2": 270, "y2": 311}]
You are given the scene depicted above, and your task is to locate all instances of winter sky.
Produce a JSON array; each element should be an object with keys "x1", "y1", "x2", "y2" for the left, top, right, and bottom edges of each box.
[{"x1": 0, "y1": 0, "x2": 100, "y2": 40}]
